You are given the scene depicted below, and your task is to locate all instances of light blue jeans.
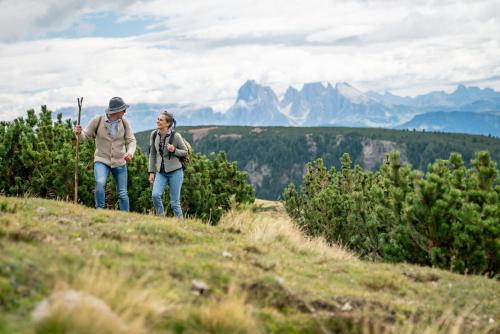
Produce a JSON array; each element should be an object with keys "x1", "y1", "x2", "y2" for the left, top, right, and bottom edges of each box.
[
  {"x1": 152, "y1": 168, "x2": 184, "y2": 217},
  {"x1": 94, "y1": 162, "x2": 129, "y2": 211}
]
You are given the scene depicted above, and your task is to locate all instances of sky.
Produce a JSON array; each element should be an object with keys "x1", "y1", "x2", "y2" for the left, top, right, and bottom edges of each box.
[{"x1": 0, "y1": 0, "x2": 499, "y2": 120}]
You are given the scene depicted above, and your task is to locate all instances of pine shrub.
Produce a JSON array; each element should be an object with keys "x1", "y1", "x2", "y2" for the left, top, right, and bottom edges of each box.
[
  {"x1": 0, "y1": 107, "x2": 254, "y2": 224},
  {"x1": 284, "y1": 151, "x2": 499, "y2": 276}
]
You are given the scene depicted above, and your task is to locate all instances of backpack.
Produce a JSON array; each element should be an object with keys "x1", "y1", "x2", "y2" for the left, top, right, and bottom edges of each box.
[{"x1": 150, "y1": 130, "x2": 192, "y2": 170}]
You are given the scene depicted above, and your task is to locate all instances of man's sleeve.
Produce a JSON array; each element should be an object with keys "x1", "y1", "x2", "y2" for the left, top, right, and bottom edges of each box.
[{"x1": 79, "y1": 116, "x2": 99, "y2": 142}]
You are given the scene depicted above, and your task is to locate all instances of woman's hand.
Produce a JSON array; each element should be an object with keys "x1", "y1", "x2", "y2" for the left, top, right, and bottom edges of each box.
[
  {"x1": 166, "y1": 144, "x2": 176, "y2": 152},
  {"x1": 149, "y1": 173, "x2": 155, "y2": 184}
]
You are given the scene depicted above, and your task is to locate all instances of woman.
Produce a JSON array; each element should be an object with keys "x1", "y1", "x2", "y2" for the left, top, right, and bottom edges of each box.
[{"x1": 148, "y1": 111, "x2": 188, "y2": 217}]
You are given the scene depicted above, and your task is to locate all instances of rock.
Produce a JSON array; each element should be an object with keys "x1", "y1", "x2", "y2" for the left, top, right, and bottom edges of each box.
[
  {"x1": 36, "y1": 207, "x2": 48, "y2": 215},
  {"x1": 243, "y1": 245, "x2": 262, "y2": 254},
  {"x1": 58, "y1": 218, "x2": 72, "y2": 224},
  {"x1": 191, "y1": 279, "x2": 208, "y2": 295},
  {"x1": 32, "y1": 290, "x2": 126, "y2": 331},
  {"x1": 43, "y1": 235, "x2": 56, "y2": 243},
  {"x1": 341, "y1": 302, "x2": 353, "y2": 312}
]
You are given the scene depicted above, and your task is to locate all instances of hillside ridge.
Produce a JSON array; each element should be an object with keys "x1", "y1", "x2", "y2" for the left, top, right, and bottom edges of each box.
[
  {"x1": 0, "y1": 196, "x2": 498, "y2": 333},
  {"x1": 135, "y1": 125, "x2": 500, "y2": 200}
]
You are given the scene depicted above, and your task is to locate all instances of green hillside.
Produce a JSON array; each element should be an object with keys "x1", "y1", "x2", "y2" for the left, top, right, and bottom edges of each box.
[
  {"x1": 0, "y1": 196, "x2": 498, "y2": 333},
  {"x1": 136, "y1": 126, "x2": 500, "y2": 199}
]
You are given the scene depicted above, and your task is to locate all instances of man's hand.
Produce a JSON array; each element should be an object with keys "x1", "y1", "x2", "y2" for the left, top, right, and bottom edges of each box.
[
  {"x1": 124, "y1": 152, "x2": 133, "y2": 161},
  {"x1": 73, "y1": 125, "x2": 82, "y2": 134},
  {"x1": 148, "y1": 173, "x2": 155, "y2": 184}
]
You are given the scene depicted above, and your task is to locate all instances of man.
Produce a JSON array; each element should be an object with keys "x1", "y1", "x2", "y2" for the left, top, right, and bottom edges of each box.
[{"x1": 74, "y1": 97, "x2": 136, "y2": 211}]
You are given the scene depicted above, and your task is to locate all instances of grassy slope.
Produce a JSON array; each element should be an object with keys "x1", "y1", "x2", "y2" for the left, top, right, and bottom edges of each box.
[{"x1": 0, "y1": 196, "x2": 498, "y2": 333}]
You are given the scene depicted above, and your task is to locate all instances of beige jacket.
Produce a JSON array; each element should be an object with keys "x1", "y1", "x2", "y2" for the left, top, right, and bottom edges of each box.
[{"x1": 79, "y1": 115, "x2": 137, "y2": 168}]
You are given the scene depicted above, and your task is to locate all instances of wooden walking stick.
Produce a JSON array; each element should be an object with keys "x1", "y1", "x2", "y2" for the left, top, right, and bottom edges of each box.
[{"x1": 74, "y1": 97, "x2": 83, "y2": 203}]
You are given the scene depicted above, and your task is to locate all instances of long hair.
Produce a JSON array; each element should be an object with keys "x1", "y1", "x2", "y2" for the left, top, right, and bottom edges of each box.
[{"x1": 160, "y1": 111, "x2": 176, "y2": 129}]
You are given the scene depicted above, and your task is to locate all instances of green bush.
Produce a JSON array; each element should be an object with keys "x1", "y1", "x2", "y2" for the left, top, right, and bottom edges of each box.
[
  {"x1": 0, "y1": 107, "x2": 254, "y2": 223},
  {"x1": 283, "y1": 151, "x2": 499, "y2": 276}
]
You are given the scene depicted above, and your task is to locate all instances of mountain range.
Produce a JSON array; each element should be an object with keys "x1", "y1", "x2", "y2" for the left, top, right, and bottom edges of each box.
[{"x1": 57, "y1": 80, "x2": 500, "y2": 136}]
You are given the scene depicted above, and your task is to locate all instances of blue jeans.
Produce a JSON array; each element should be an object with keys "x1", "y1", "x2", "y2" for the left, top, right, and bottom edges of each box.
[
  {"x1": 152, "y1": 168, "x2": 184, "y2": 217},
  {"x1": 94, "y1": 162, "x2": 130, "y2": 211}
]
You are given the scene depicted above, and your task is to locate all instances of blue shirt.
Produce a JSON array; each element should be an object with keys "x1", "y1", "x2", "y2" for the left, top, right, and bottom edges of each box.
[{"x1": 104, "y1": 115, "x2": 122, "y2": 139}]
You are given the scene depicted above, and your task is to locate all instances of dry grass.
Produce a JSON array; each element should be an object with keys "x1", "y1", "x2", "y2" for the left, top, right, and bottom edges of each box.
[
  {"x1": 1, "y1": 196, "x2": 497, "y2": 333},
  {"x1": 187, "y1": 285, "x2": 261, "y2": 334},
  {"x1": 219, "y1": 200, "x2": 356, "y2": 261},
  {"x1": 365, "y1": 307, "x2": 498, "y2": 334},
  {"x1": 32, "y1": 263, "x2": 173, "y2": 334}
]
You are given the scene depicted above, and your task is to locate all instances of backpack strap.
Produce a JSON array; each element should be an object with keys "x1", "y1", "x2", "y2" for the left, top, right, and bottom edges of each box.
[
  {"x1": 121, "y1": 118, "x2": 128, "y2": 140},
  {"x1": 94, "y1": 115, "x2": 103, "y2": 137},
  {"x1": 168, "y1": 130, "x2": 176, "y2": 159},
  {"x1": 168, "y1": 130, "x2": 176, "y2": 145},
  {"x1": 149, "y1": 130, "x2": 158, "y2": 155}
]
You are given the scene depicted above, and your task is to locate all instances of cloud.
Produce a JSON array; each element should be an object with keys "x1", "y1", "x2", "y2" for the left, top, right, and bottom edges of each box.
[
  {"x1": 0, "y1": 0, "x2": 151, "y2": 41},
  {"x1": 0, "y1": 0, "x2": 499, "y2": 119},
  {"x1": 0, "y1": 0, "x2": 88, "y2": 41}
]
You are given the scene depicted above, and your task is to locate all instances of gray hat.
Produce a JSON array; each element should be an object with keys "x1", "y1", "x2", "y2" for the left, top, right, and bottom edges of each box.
[{"x1": 106, "y1": 97, "x2": 129, "y2": 114}]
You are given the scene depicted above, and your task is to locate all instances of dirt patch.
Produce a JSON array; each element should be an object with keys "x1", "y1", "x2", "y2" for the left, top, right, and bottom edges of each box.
[
  {"x1": 244, "y1": 278, "x2": 400, "y2": 325},
  {"x1": 215, "y1": 134, "x2": 242, "y2": 140},
  {"x1": 222, "y1": 227, "x2": 242, "y2": 234},
  {"x1": 245, "y1": 279, "x2": 314, "y2": 313},
  {"x1": 248, "y1": 257, "x2": 277, "y2": 271},
  {"x1": 402, "y1": 270, "x2": 440, "y2": 283},
  {"x1": 253, "y1": 199, "x2": 286, "y2": 214},
  {"x1": 243, "y1": 279, "x2": 398, "y2": 334},
  {"x1": 7, "y1": 228, "x2": 43, "y2": 243},
  {"x1": 99, "y1": 230, "x2": 130, "y2": 242},
  {"x1": 243, "y1": 245, "x2": 263, "y2": 254},
  {"x1": 251, "y1": 127, "x2": 264, "y2": 134},
  {"x1": 188, "y1": 127, "x2": 219, "y2": 142}
]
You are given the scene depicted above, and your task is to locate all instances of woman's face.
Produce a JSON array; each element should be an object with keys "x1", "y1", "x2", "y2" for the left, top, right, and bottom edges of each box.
[{"x1": 156, "y1": 114, "x2": 171, "y2": 130}]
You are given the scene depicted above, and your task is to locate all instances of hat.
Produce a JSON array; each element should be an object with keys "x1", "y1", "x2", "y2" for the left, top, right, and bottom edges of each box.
[{"x1": 106, "y1": 97, "x2": 129, "y2": 114}]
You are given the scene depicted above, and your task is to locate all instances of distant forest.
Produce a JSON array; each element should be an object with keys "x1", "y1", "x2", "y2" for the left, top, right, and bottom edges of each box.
[{"x1": 136, "y1": 126, "x2": 500, "y2": 199}]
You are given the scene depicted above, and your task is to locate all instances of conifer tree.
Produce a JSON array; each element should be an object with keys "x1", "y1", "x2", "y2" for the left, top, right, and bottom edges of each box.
[
  {"x1": 284, "y1": 150, "x2": 499, "y2": 276},
  {"x1": 0, "y1": 108, "x2": 255, "y2": 224}
]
